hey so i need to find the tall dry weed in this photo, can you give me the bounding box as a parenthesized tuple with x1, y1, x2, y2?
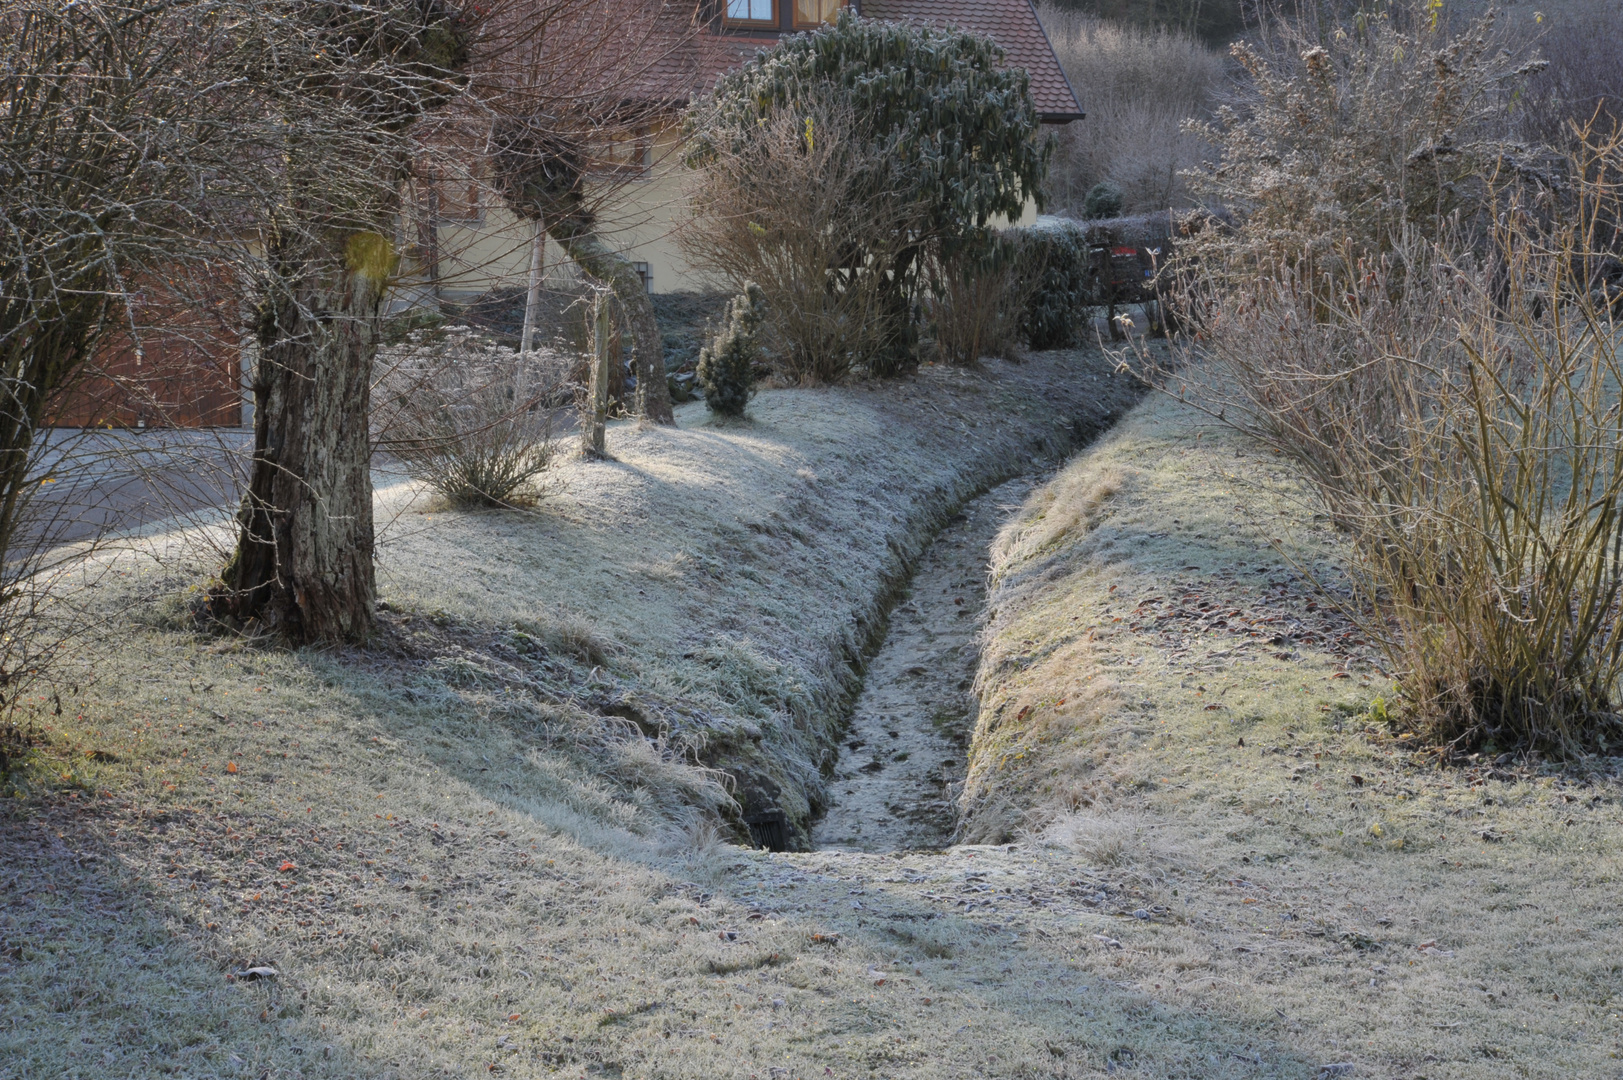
(1133, 133, 1623, 755)
(1037, 5, 1225, 214)
(925, 234, 1035, 365)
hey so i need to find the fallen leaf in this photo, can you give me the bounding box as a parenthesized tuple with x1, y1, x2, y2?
(279, 861, 296, 872)
(226, 762, 238, 774)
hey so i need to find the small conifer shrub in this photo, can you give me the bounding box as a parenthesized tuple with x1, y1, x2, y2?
(1082, 180, 1124, 220)
(696, 283, 767, 417)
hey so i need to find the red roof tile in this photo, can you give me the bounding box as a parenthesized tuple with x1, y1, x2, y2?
(862, 0, 1082, 121)
(630, 1, 1082, 122)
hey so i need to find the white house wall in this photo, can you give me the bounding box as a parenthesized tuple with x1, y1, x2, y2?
(412, 120, 1042, 305)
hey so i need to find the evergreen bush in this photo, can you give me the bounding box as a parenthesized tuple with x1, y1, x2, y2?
(1082, 180, 1124, 219)
(696, 284, 767, 418)
(1017, 221, 1091, 349)
(685, 11, 1050, 377)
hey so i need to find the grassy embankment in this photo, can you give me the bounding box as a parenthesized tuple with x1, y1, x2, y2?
(10, 362, 1617, 1079)
(1, 352, 1147, 1079)
(961, 391, 1623, 1075)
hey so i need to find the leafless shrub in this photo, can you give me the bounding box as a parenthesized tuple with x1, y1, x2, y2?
(677, 98, 911, 385)
(468, 0, 712, 426)
(1036, 5, 1225, 214)
(1131, 130, 1623, 756)
(0, 0, 269, 747)
(374, 328, 575, 509)
(925, 235, 1036, 365)
(1183, 6, 1545, 277)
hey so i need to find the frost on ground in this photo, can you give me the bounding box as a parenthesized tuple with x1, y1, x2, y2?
(9, 366, 1616, 1080)
(1, 351, 1173, 1080)
(357, 354, 1135, 849)
(961, 391, 1623, 1077)
(814, 475, 1040, 853)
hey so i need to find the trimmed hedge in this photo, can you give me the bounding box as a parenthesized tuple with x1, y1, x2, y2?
(1017, 220, 1091, 350)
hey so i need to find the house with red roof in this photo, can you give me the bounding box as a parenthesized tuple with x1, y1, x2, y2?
(69, 0, 1079, 428)
(425, 0, 1082, 302)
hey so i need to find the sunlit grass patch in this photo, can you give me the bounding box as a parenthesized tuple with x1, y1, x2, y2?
(962, 390, 1623, 1077)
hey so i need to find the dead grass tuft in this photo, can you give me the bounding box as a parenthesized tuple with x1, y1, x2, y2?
(511, 612, 615, 668)
(995, 464, 1131, 562)
(1036, 809, 1192, 875)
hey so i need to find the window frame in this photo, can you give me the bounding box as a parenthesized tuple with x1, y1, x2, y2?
(722, 0, 777, 29)
(587, 126, 656, 181)
(791, 0, 843, 29)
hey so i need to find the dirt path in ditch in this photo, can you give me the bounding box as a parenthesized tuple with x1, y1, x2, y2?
(812, 475, 1040, 852)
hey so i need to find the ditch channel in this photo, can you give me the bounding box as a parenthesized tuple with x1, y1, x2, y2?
(812, 475, 1040, 852)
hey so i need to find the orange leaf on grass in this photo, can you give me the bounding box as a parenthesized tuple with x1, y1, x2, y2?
(226, 762, 238, 774)
(280, 861, 296, 872)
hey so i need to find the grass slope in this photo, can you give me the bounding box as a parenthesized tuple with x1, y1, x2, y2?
(2, 352, 1162, 1080)
(962, 391, 1623, 1077)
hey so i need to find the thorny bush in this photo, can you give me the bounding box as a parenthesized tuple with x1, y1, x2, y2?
(1183, 6, 1548, 280)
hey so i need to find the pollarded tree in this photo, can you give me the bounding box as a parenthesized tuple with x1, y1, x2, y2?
(488, 116, 674, 424)
(478, 0, 695, 425)
(687, 10, 1050, 374)
(215, 0, 474, 643)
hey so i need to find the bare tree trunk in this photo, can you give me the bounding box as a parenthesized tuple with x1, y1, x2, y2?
(218, 232, 386, 643)
(583, 293, 610, 457)
(549, 217, 673, 425)
(519, 218, 544, 355)
(421, 186, 442, 305)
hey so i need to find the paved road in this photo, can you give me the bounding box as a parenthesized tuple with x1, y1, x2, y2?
(24, 428, 254, 553)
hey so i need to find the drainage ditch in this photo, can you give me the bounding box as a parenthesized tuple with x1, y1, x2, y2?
(811, 475, 1039, 852)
